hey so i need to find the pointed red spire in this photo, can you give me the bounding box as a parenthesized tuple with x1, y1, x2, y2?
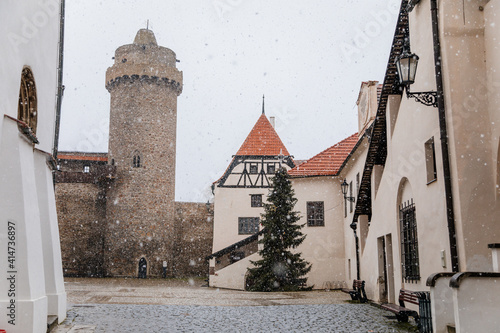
(235, 114, 291, 156)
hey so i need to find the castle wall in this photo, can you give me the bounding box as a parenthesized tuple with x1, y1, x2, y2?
(55, 183, 106, 277)
(173, 202, 214, 277)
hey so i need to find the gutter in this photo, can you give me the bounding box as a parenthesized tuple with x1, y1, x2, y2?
(429, 0, 459, 272)
(53, 0, 65, 163)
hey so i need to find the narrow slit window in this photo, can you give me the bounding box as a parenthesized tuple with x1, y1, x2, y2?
(425, 137, 437, 184)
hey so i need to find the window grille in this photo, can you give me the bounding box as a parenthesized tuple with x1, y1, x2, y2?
(132, 151, 141, 168)
(307, 201, 324, 226)
(250, 194, 262, 207)
(238, 217, 259, 234)
(400, 200, 420, 282)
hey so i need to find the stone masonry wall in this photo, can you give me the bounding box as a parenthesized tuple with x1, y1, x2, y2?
(56, 182, 106, 277)
(173, 202, 214, 277)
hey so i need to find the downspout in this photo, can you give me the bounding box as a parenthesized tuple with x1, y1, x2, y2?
(430, 0, 459, 272)
(53, 0, 65, 175)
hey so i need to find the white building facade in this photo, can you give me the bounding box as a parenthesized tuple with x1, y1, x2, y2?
(0, 1, 67, 332)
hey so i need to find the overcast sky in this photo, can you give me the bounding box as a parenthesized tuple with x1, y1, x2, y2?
(58, 0, 400, 202)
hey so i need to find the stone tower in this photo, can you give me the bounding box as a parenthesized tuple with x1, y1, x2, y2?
(104, 29, 182, 277)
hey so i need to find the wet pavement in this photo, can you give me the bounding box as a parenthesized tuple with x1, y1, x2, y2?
(55, 278, 418, 333)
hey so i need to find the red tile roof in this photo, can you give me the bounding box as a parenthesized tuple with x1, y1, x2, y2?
(58, 152, 108, 162)
(288, 133, 359, 177)
(235, 114, 291, 156)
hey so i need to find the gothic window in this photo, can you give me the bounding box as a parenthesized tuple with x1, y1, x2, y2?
(307, 201, 324, 227)
(18, 67, 38, 136)
(250, 194, 262, 207)
(238, 217, 259, 234)
(400, 200, 420, 282)
(132, 151, 141, 168)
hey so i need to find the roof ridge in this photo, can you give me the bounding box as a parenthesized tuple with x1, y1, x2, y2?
(288, 133, 358, 177)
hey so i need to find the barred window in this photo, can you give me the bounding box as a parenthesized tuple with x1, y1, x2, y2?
(250, 194, 262, 207)
(400, 200, 420, 282)
(132, 150, 141, 168)
(307, 201, 324, 226)
(238, 217, 259, 234)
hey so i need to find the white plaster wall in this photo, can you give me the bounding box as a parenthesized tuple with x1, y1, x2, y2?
(453, 277, 500, 332)
(210, 253, 260, 290)
(439, 0, 500, 271)
(429, 276, 455, 333)
(0, 1, 64, 331)
(292, 177, 346, 289)
(212, 186, 267, 253)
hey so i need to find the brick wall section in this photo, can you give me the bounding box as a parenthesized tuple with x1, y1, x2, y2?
(173, 202, 214, 277)
(56, 182, 106, 276)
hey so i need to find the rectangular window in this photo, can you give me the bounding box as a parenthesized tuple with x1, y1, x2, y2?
(349, 181, 354, 213)
(307, 201, 324, 226)
(425, 137, 437, 184)
(400, 200, 420, 282)
(356, 173, 360, 195)
(249, 163, 258, 174)
(238, 217, 260, 234)
(83, 165, 90, 173)
(267, 163, 276, 174)
(250, 194, 263, 207)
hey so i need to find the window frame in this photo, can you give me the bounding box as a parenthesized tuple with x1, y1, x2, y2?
(400, 200, 420, 282)
(238, 217, 260, 235)
(249, 163, 258, 174)
(250, 194, 263, 207)
(307, 201, 325, 227)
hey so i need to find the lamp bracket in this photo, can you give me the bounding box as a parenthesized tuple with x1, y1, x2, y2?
(345, 197, 355, 203)
(406, 90, 438, 108)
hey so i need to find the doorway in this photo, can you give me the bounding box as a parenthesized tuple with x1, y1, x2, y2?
(138, 257, 147, 279)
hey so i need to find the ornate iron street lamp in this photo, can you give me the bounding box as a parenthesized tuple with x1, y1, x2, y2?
(341, 179, 355, 203)
(395, 38, 438, 108)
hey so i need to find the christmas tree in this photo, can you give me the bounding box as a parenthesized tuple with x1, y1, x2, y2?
(246, 167, 312, 291)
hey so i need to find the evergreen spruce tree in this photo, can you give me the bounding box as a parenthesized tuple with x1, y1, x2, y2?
(246, 167, 312, 291)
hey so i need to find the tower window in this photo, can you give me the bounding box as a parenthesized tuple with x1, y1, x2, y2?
(83, 165, 90, 173)
(132, 151, 142, 168)
(18, 67, 38, 137)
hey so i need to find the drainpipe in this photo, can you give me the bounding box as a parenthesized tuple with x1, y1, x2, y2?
(350, 222, 361, 280)
(430, 0, 459, 272)
(53, 0, 65, 167)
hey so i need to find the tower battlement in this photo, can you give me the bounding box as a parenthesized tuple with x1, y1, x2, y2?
(105, 29, 182, 95)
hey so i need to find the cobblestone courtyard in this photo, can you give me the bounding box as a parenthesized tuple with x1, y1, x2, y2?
(55, 278, 418, 333)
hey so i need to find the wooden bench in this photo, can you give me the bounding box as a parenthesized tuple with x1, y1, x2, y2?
(342, 280, 367, 302)
(381, 289, 420, 323)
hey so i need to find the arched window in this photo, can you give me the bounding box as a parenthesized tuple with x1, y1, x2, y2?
(397, 178, 420, 282)
(132, 150, 141, 168)
(18, 67, 38, 134)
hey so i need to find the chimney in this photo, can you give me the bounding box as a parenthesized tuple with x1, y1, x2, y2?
(270, 116, 275, 129)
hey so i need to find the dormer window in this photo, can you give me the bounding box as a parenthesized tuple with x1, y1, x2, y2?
(132, 150, 141, 168)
